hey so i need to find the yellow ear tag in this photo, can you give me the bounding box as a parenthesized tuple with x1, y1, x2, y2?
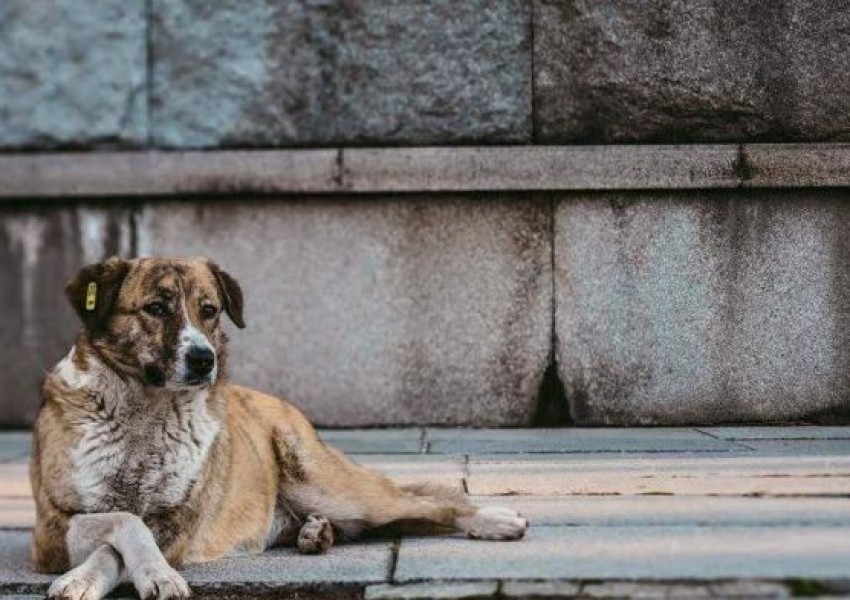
(85, 282, 97, 311)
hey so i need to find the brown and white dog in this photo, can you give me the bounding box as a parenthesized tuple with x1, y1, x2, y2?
(30, 257, 528, 600)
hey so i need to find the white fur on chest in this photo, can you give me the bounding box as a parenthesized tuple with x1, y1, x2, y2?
(56, 348, 220, 514)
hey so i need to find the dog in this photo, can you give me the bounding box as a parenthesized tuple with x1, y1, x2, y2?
(30, 257, 529, 600)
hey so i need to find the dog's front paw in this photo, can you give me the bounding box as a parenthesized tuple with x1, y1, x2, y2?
(48, 567, 110, 600)
(297, 513, 334, 554)
(457, 506, 529, 541)
(131, 561, 191, 600)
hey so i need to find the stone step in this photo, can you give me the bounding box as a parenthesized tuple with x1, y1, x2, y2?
(393, 525, 850, 582)
(467, 454, 850, 496)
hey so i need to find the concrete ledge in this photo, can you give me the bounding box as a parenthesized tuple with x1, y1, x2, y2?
(342, 145, 739, 192)
(744, 144, 850, 188)
(2, 144, 849, 199)
(0, 150, 339, 198)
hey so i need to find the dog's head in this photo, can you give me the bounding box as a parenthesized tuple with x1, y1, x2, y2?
(65, 257, 245, 390)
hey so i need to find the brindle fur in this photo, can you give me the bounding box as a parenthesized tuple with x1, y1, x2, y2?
(32, 257, 528, 600)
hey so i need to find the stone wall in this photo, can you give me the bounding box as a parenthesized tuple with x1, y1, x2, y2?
(3, 164, 850, 427)
(3, 0, 850, 149)
(2, 1, 850, 427)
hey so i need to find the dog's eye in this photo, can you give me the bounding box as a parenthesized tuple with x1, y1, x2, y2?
(200, 305, 218, 319)
(143, 302, 168, 317)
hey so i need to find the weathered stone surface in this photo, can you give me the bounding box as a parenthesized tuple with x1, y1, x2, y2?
(0, 531, 52, 588)
(468, 496, 850, 527)
(138, 197, 551, 426)
(0, 530, 391, 592)
(366, 582, 498, 600)
(555, 192, 850, 425)
(745, 144, 850, 188)
(151, 0, 530, 147)
(343, 145, 739, 192)
(0, 433, 29, 464)
(466, 454, 850, 496)
(0, 498, 35, 529)
(0, 205, 136, 427)
(701, 426, 850, 440)
(0, 465, 30, 498)
(738, 440, 850, 456)
(534, 0, 850, 143)
(394, 526, 850, 581)
(500, 580, 581, 598)
(0, 0, 146, 148)
(706, 581, 791, 598)
(0, 150, 340, 198)
(183, 543, 392, 586)
(424, 428, 735, 454)
(351, 455, 465, 491)
(580, 582, 684, 599)
(319, 429, 424, 454)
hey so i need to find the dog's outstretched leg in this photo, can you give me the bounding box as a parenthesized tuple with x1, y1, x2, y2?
(377, 482, 529, 541)
(49, 512, 190, 600)
(297, 513, 334, 554)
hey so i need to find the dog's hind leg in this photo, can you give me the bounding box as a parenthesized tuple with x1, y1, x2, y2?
(358, 473, 528, 541)
(297, 513, 334, 554)
(385, 482, 529, 541)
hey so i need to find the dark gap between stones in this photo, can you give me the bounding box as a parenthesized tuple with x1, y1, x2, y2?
(532, 358, 573, 427)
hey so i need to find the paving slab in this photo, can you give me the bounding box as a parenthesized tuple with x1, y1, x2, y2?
(320, 429, 425, 454)
(501, 580, 582, 598)
(705, 581, 792, 599)
(0, 434, 29, 464)
(0, 498, 34, 529)
(701, 427, 850, 440)
(469, 496, 850, 527)
(580, 582, 703, 599)
(0, 529, 391, 593)
(0, 531, 52, 589)
(366, 582, 498, 599)
(354, 455, 466, 491)
(424, 428, 738, 454)
(183, 541, 392, 587)
(0, 465, 29, 498)
(467, 454, 850, 496)
(394, 525, 850, 582)
(737, 439, 850, 455)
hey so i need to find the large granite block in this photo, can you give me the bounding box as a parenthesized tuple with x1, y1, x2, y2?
(0, 0, 147, 148)
(151, 0, 530, 147)
(534, 0, 850, 143)
(0, 205, 136, 427)
(138, 197, 551, 426)
(555, 192, 850, 424)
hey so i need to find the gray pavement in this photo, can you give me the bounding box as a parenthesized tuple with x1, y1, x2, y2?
(2, 427, 850, 599)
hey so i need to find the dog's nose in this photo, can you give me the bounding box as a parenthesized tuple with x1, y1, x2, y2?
(186, 346, 215, 376)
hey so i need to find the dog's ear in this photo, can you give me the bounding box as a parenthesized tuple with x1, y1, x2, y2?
(65, 257, 130, 332)
(209, 262, 245, 329)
